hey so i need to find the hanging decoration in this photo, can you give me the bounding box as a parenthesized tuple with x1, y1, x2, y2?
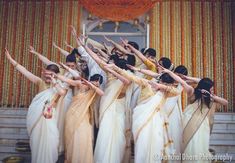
(79, 0, 159, 21)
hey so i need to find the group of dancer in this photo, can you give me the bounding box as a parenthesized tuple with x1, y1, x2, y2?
(5, 26, 228, 163)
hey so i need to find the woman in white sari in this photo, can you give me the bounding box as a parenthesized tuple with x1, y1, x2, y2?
(29, 46, 80, 154)
(182, 78, 228, 163)
(108, 62, 179, 163)
(84, 53, 131, 163)
(159, 65, 194, 157)
(94, 71, 130, 163)
(129, 60, 193, 158)
(76, 38, 133, 163)
(5, 49, 66, 163)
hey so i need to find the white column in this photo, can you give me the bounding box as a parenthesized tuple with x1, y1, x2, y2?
(82, 23, 86, 36)
(146, 23, 150, 48)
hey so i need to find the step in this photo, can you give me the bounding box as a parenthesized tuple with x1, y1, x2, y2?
(213, 120, 235, 125)
(0, 127, 27, 135)
(0, 114, 26, 119)
(212, 129, 235, 134)
(213, 122, 235, 130)
(0, 109, 27, 116)
(0, 123, 26, 128)
(214, 113, 235, 121)
(0, 153, 31, 162)
(210, 140, 235, 146)
(215, 153, 235, 162)
(210, 145, 235, 154)
(210, 133, 235, 141)
(0, 117, 26, 125)
(0, 145, 30, 154)
(210, 129, 235, 141)
(0, 139, 29, 147)
(0, 133, 29, 140)
(210, 140, 235, 153)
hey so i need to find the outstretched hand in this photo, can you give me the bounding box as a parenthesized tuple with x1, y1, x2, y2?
(52, 42, 57, 48)
(5, 48, 11, 60)
(120, 37, 128, 45)
(80, 34, 88, 41)
(78, 36, 86, 46)
(157, 63, 171, 74)
(102, 41, 108, 50)
(120, 40, 132, 51)
(120, 37, 129, 49)
(70, 25, 77, 37)
(5, 48, 17, 66)
(28, 46, 36, 54)
(200, 89, 212, 98)
(79, 77, 93, 87)
(103, 35, 112, 43)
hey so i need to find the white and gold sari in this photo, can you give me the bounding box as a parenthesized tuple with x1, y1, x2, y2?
(161, 84, 183, 156)
(133, 84, 180, 163)
(94, 75, 126, 163)
(26, 87, 59, 163)
(64, 89, 96, 163)
(182, 100, 216, 163)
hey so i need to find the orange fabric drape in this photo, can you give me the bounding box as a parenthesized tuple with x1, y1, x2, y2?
(79, 0, 159, 21)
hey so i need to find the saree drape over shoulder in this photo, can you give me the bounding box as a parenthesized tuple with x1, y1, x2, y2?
(182, 100, 216, 163)
(132, 83, 180, 163)
(94, 74, 127, 163)
(26, 87, 59, 163)
(161, 84, 183, 156)
(64, 89, 96, 163)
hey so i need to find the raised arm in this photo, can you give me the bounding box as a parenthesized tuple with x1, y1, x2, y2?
(200, 89, 228, 106)
(81, 78, 104, 96)
(101, 41, 112, 56)
(104, 66, 130, 85)
(211, 95, 228, 106)
(181, 75, 201, 84)
(162, 67, 194, 96)
(70, 28, 103, 65)
(59, 62, 80, 78)
(53, 42, 70, 57)
(5, 49, 42, 84)
(83, 44, 107, 68)
(104, 36, 129, 55)
(29, 46, 57, 66)
(127, 64, 159, 78)
(148, 81, 180, 97)
(107, 64, 148, 87)
(95, 47, 110, 60)
(64, 41, 74, 50)
(55, 73, 82, 87)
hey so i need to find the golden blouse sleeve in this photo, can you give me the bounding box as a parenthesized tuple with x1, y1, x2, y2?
(143, 59, 156, 72)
